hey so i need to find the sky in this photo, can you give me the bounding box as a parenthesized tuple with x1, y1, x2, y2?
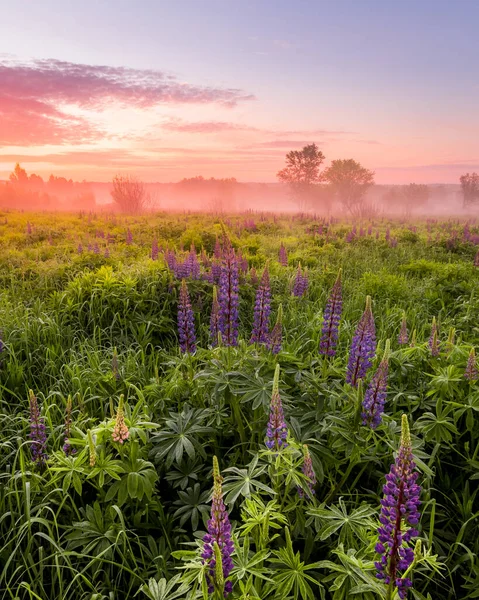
(0, 0, 478, 184)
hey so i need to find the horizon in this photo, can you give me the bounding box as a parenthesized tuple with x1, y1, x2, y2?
(1, 0, 479, 185)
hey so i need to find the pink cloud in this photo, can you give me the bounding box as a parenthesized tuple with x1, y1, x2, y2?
(161, 119, 260, 133)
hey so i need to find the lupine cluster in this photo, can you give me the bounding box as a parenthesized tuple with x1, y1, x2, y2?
(218, 239, 239, 347)
(375, 415, 421, 599)
(268, 304, 283, 355)
(250, 266, 271, 345)
(346, 296, 376, 387)
(465, 347, 478, 381)
(201, 456, 234, 596)
(29, 390, 48, 466)
(151, 238, 159, 260)
(62, 395, 76, 456)
(362, 341, 390, 429)
(265, 365, 288, 450)
(429, 317, 439, 357)
(278, 242, 288, 266)
(292, 263, 308, 297)
(319, 270, 343, 357)
(177, 280, 197, 353)
(298, 445, 316, 498)
(112, 395, 129, 444)
(209, 286, 221, 347)
(126, 228, 133, 244)
(398, 313, 409, 345)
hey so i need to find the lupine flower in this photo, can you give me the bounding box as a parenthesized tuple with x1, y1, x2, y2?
(398, 313, 408, 345)
(26, 222, 32, 235)
(87, 429, 96, 467)
(210, 286, 221, 347)
(346, 296, 376, 387)
(218, 239, 239, 347)
(279, 243, 288, 266)
(151, 238, 159, 260)
(292, 263, 308, 297)
(187, 244, 201, 279)
(269, 304, 283, 355)
(298, 445, 316, 498)
(126, 228, 133, 244)
(93, 243, 99, 254)
(319, 269, 343, 357)
(63, 395, 76, 456)
(265, 365, 288, 450)
(112, 347, 120, 380)
(465, 347, 478, 381)
(104, 246, 110, 258)
(375, 415, 421, 599)
(177, 280, 197, 353)
(249, 267, 258, 286)
(77, 243, 83, 254)
(29, 390, 48, 466)
(429, 317, 439, 357)
(211, 238, 222, 283)
(201, 456, 234, 596)
(362, 340, 390, 429)
(165, 249, 177, 272)
(112, 394, 129, 444)
(250, 266, 271, 345)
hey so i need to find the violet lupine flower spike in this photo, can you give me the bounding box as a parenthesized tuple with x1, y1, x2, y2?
(269, 304, 283, 355)
(201, 456, 234, 597)
(218, 239, 239, 347)
(279, 242, 288, 266)
(210, 286, 221, 347)
(265, 365, 288, 450)
(292, 263, 306, 297)
(29, 390, 48, 467)
(428, 317, 439, 357)
(250, 265, 271, 345)
(298, 445, 316, 498)
(346, 296, 376, 387)
(465, 347, 478, 382)
(375, 415, 421, 599)
(362, 340, 391, 429)
(319, 269, 343, 357)
(177, 280, 197, 354)
(63, 395, 76, 456)
(398, 313, 408, 345)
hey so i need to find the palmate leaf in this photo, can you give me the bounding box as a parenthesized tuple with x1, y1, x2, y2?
(139, 573, 190, 600)
(173, 483, 210, 531)
(223, 454, 275, 506)
(415, 399, 458, 443)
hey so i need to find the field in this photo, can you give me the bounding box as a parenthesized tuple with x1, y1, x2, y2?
(0, 210, 478, 600)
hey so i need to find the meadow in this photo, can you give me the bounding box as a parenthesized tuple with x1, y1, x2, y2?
(0, 210, 478, 600)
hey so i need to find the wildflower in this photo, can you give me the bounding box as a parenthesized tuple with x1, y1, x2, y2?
(265, 365, 288, 450)
(269, 304, 283, 355)
(151, 238, 159, 260)
(218, 239, 239, 347)
(187, 244, 201, 279)
(104, 246, 110, 258)
(93, 243, 99, 254)
(375, 415, 421, 599)
(112, 394, 129, 444)
(428, 317, 439, 357)
(29, 390, 48, 466)
(362, 340, 390, 429)
(298, 445, 316, 498)
(201, 456, 234, 596)
(177, 280, 197, 353)
(398, 313, 408, 345)
(249, 267, 258, 285)
(211, 237, 222, 283)
(87, 429, 96, 467)
(319, 269, 343, 357)
(292, 263, 308, 297)
(250, 266, 271, 345)
(465, 347, 478, 382)
(63, 395, 76, 456)
(279, 243, 288, 266)
(77, 243, 83, 254)
(209, 286, 221, 347)
(126, 228, 133, 244)
(346, 296, 376, 387)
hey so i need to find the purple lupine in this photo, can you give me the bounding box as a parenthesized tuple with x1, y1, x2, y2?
(104, 246, 110, 258)
(29, 390, 48, 466)
(187, 245, 201, 279)
(279, 243, 288, 266)
(298, 445, 316, 498)
(249, 267, 258, 286)
(465, 347, 478, 382)
(63, 395, 76, 456)
(151, 238, 159, 260)
(346, 296, 376, 387)
(398, 313, 408, 345)
(200, 248, 210, 268)
(211, 238, 222, 283)
(126, 228, 133, 245)
(319, 269, 343, 357)
(268, 304, 283, 355)
(218, 239, 239, 347)
(210, 286, 221, 347)
(265, 365, 288, 450)
(201, 456, 234, 596)
(375, 415, 421, 599)
(292, 264, 308, 297)
(77, 243, 83, 254)
(250, 266, 271, 345)
(93, 243, 99, 254)
(428, 317, 439, 357)
(362, 340, 391, 429)
(177, 280, 197, 353)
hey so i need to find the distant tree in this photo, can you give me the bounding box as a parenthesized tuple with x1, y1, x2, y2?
(460, 172, 479, 207)
(9, 163, 29, 184)
(323, 159, 375, 216)
(401, 183, 429, 217)
(277, 143, 326, 210)
(111, 174, 148, 214)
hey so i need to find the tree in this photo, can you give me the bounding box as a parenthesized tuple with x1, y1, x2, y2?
(9, 163, 29, 184)
(111, 174, 148, 214)
(277, 143, 326, 210)
(323, 159, 375, 216)
(401, 183, 429, 217)
(460, 172, 479, 207)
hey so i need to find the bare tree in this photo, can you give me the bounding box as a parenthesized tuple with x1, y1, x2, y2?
(111, 175, 148, 213)
(323, 159, 375, 216)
